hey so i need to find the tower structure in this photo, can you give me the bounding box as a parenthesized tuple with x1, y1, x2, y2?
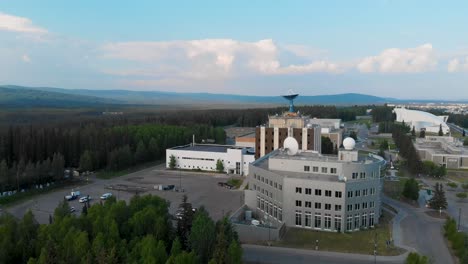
(282, 93, 299, 113)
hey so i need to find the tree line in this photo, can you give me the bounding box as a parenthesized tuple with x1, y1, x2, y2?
(0, 123, 225, 192)
(0, 194, 242, 264)
(392, 122, 422, 174)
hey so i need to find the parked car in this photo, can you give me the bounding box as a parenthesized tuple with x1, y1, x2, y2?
(64, 191, 81, 201)
(218, 182, 234, 189)
(100, 193, 113, 200)
(70, 207, 76, 213)
(79, 196, 91, 203)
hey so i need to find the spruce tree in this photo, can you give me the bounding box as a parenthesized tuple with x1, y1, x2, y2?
(429, 182, 448, 210)
(411, 126, 416, 137)
(438, 124, 444, 136)
(169, 155, 176, 169)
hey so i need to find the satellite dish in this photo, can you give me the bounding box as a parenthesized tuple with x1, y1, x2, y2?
(283, 137, 299, 156)
(343, 137, 356, 150)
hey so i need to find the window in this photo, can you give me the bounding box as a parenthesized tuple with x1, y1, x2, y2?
(355, 190, 361, 197)
(315, 189, 322, 196)
(370, 188, 375, 195)
(360, 172, 366, 179)
(279, 184, 282, 190)
(370, 201, 375, 208)
(278, 209, 283, 222)
(269, 203, 273, 215)
(325, 190, 332, 197)
(335, 215, 342, 232)
(260, 199, 264, 210)
(354, 214, 360, 230)
(347, 204, 353, 211)
(304, 165, 310, 172)
(335, 204, 342, 211)
(314, 213, 322, 228)
(313, 166, 319, 172)
(253, 184, 256, 191)
(296, 200, 302, 207)
(321, 167, 328, 173)
(261, 176, 264, 182)
(354, 204, 360, 210)
(254, 174, 257, 180)
(274, 206, 278, 218)
(315, 202, 321, 209)
(296, 187, 302, 194)
(369, 212, 375, 227)
(335, 191, 342, 198)
(295, 211, 302, 226)
(305, 201, 312, 208)
(274, 182, 277, 188)
(362, 202, 368, 209)
(305, 188, 312, 195)
(347, 191, 353, 198)
(325, 203, 331, 210)
(346, 216, 353, 231)
(352, 172, 358, 179)
(257, 196, 260, 208)
(361, 213, 367, 228)
(331, 168, 337, 174)
(363, 189, 368, 196)
(324, 214, 331, 229)
(305, 212, 312, 228)
(269, 180, 273, 186)
(265, 190, 268, 196)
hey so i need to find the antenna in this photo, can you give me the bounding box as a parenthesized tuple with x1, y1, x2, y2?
(281, 91, 299, 113)
(283, 137, 299, 156)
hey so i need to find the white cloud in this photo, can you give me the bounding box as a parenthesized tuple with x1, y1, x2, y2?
(357, 43, 436, 73)
(447, 57, 468, 72)
(21, 54, 31, 63)
(282, 44, 327, 59)
(101, 38, 343, 84)
(0, 12, 47, 34)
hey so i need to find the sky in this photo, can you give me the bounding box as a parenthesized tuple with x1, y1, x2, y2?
(1, 0, 468, 100)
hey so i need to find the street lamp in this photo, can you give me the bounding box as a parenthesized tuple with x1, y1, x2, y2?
(315, 239, 319, 250)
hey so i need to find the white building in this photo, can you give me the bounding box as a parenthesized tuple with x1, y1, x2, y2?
(393, 108, 450, 134)
(415, 136, 468, 169)
(166, 144, 255, 176)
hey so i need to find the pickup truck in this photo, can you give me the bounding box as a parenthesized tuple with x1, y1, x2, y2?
(65, 191, 81, 201)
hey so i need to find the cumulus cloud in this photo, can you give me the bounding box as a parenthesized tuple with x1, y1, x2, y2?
(282, 44, 327, 59)
(0, 12, 47, 34)
(101, 38, 343, 83)
(357, 43, 436, 73)
(447, 57, 468, 72)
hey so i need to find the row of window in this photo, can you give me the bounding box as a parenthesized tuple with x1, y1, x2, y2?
(294, 211, 375, 231)
(295, 200, 342, 211)
(303, 166, 337, 174)
(180, 157, 215, 161)
(296, 187, 342, 198)
(351, 171, 379, 179)
(257, 197, 283, 222)
(347, 188, 376, 198)
(346, 201, 375, 211)
(254, 174, 282, 190)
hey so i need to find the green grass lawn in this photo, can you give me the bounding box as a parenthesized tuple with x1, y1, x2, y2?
(274, 211, 404, 256)
(96, 161, 162, 179)
(383, 178, 408, 200)
(227, 177, 243, 189)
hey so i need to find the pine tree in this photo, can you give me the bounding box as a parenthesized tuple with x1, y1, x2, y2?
(79, 150, 93, 172)
(135, 140, 148, 164)
(438, 124, 444, 136)
(429, 182, 448, 210)
(463, 129, 466, 137)
(177, 195, 194, 249)
(169, 155, 176, 169)
(411, 126, 416, 137)
(402, 178, 419, 201)
(216, 159, 224, 173)
(419, 129, 426, 138)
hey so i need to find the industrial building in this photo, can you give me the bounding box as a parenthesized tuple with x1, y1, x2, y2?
(166, 144, 255, 175)
(415, 136, 468, 169)
(242, 137, 385, 233)
(393, 108, 450, 134)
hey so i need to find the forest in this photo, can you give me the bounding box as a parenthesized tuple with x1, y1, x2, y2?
(0, 194, 242, 264)
(0, 105, 369, 192)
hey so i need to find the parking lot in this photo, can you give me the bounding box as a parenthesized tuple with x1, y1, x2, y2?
(6, 165, 244, 224)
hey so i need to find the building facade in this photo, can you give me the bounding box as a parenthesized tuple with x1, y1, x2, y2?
(245, 138, 385, 232)
(415, 136, 468, 169)
(393, 108, 450, 134)
(166, 144, 255, 175)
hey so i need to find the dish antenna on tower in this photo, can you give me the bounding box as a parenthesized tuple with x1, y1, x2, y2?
(281, 90, 299, 113)
(283, 137, 299, 156)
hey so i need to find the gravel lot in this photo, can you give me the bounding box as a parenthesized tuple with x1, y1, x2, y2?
(6, 165, 244, 223)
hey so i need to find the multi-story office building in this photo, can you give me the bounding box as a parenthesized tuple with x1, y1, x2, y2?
(245, 137, 385, 232)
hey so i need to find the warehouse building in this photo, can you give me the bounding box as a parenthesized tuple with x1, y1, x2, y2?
(166, 144, 255, 176)
(415, 136, 468, 169)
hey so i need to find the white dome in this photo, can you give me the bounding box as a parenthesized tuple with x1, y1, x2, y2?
(283, 137, 299, 155)
(343, 137, 356, 150)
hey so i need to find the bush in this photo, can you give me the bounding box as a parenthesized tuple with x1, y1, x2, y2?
(447, 182, 458, 189)
(456, 192, 468, 199)
(444, 218, 468, 260)
(403, 178, 419, 201)
(463, 183, 468, 190)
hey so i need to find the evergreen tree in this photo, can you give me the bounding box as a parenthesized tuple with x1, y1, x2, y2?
(148, 137, 160, 160)
(134, 140, 148, 163)
(169, 155, 177, 170)
(177, 195, 194, 249)
(439, 124, 444, 136)
(0, 159, 9, 187)
(349, 131, 357, 140)
(411, 126, 416, 137)
(227, 240, 243, 264)
(419, 129, 426, 138)
(51, 153, 65, 181)
(429, 182, 448, 210)
(402, 178, 419, 201)
(189, 208, 216, 264)
(79, 150, 93, 172)
(321, 136, 334, 154)
(216, 159, 224, 173)
(463, 129, 466, 137)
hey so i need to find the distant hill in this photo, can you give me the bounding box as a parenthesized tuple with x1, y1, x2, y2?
(0, 86, 121, 108)
(0, 85, 394, 106)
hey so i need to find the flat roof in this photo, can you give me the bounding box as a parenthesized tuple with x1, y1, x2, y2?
(267, 149, 382, 164)
(170, 144, 243, 153)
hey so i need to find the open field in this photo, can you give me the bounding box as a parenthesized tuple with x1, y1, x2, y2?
(274, 211, 404, 256)
(4, 165, 243, 223)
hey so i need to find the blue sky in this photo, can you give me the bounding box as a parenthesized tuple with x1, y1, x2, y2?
(1, 0, 468, 99)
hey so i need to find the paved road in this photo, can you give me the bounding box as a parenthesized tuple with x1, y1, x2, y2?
(243, 244, 405, 264)
(383, 196, 454, 264)
(448, 123, 466, 134)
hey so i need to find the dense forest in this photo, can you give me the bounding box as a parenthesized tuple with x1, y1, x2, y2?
(0, 194, 242, 264)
